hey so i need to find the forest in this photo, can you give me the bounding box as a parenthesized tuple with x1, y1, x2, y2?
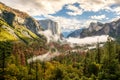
(0, 37, 120, 80)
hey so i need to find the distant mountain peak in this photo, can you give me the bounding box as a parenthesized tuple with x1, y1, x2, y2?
(80, 18, 120, 38)
(67, 18, 120, 39)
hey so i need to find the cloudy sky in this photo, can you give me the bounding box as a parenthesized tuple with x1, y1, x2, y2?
(0, 0, 120, 32)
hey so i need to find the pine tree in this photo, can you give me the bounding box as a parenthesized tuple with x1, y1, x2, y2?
(96, 41, 100, 64)
(0, 41, 12, 79)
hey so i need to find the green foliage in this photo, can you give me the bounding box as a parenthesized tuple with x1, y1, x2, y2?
(0, 19, 17, 41)
(0, 35, 120, 80)
(0, 41, 13, 79)
(0, 17, 46, 44)
(6, 64, 20, 77)
(0, 41, 13, 67)
(0, 27, 17, 41)
(51, 48, 56, 53)
(88, 63, 100, 76)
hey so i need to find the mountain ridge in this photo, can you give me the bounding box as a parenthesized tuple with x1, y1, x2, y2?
(0, 2, 46, 44)
(68, 18, 120, 39)
(80, 18, 120, 38)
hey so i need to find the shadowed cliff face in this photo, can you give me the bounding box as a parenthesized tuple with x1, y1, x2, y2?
(39, 19, 60, 35)
(25, 17, 41, 34)
(1, 10, 15, 27)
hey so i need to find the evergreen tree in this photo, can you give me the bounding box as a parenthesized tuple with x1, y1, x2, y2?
(0, 41, 12, 79)
(96, 41, 100, 64)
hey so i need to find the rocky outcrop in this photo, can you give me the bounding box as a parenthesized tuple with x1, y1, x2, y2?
(15, 16, 25, 24)
(24, 17, 41, 34)
(88, 22, 103, 32)
(66, 22, 104, 38)
(38, 19, 63, 42)
(39, 19, 59, 35)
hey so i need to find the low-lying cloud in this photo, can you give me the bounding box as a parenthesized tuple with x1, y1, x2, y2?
(66, 35, 112, 45)
(39, 30, 60, 43)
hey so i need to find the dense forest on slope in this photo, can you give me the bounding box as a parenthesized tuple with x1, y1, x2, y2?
(0, 2, 48, 79)
(0, 37, 120, 80)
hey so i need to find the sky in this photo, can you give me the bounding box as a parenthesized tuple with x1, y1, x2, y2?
(0, 0, 120, 32)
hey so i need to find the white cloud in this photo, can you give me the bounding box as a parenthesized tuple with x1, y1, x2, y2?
(45, 15, 100, 31)
(78, 0, 120, 12)
(39, 30, 60, 43)
(66, 4, 80, 11)
(45, 15, 82, 29)
(0, 0, 78, 16)
(90, 15, 106, 20)
(1, 0, 120, 16)
(67, 11, 82, 16)
(106, 17, 109, 20)
(1, 0, 120, 31)
(66, 4, 83, 16)
(66, 35, 109, 45)
(113, 6, 120, 15)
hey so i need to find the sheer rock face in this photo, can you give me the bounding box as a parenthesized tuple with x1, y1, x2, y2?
(88, 22, 103, 32)
(80, 19, 120, 38)
(24, 17, 41, 34)
(39, 19, 59, 35)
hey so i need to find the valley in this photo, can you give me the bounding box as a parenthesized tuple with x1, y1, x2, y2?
(0, 1, 120, 80)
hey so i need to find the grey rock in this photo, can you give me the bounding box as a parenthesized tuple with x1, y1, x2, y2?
(39, 19, 59, 35)
(24, 17, 41, 34)
(80, 19, 120, 38)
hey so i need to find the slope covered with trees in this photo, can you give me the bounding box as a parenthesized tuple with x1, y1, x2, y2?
(0, 2, 48, 79)
(0, 37, 120, 80)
